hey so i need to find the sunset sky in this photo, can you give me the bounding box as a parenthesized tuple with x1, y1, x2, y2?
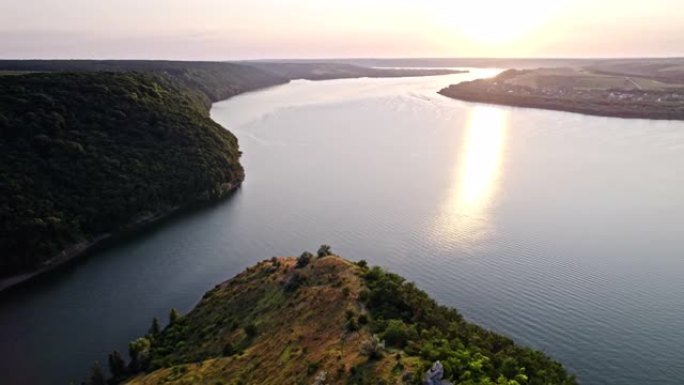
(1, 0, 681, 59)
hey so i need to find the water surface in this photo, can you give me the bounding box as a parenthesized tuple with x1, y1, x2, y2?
(1, 69, 683, 384)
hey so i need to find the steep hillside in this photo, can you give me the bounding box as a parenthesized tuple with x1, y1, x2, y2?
(0, 72, 254, 278)
(106, 253, 577, 385)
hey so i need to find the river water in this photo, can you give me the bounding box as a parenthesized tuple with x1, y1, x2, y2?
(1, 69, 683, 384)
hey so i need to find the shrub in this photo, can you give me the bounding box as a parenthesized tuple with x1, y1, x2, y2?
(345, 318, 359, 332)
(360, 335, 385, 360)
(169, 308, 181, 325)
(222, 343, 235, 356)
(381, 320, 409, 348)
(148, 317, 161, 336)
(284, 271, 305, 292)
(244, 323, 257, 338)
(296, 252, 313, 268)
(317, 244, 332, 258)
(88, 361, 106, 385)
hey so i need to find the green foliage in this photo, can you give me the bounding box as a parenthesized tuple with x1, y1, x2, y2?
(380, 319, 411, 348)
(345, 318, 360, 332)
(296, 252, 313, 269)
(361, 266, 577, 385)
(149, 317, 161, 336)
(88, 361, 106, 385)
(222, 343, 235, 357)
(169, 309, 182, 325)
(107, 350, 127, 380)
(0, 72, 254, 276)
(128, 337, 152, 373)
(317, 244, 332, 258)
(244, 323, 257, 338)
(283, 271, 306, 292)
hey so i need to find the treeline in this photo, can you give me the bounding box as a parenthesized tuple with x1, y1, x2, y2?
(0, 60, 288, 102)
(355, 264, 577, 385)
(0, 70, 275, 276)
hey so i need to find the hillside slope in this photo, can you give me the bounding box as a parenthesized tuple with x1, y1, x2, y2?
(111, 254, 577, 385)
(0, 71, 259, 278)
(0, 60, 289, 102)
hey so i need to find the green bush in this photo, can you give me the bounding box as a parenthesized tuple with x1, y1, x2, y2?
(296, 252, 313, 269)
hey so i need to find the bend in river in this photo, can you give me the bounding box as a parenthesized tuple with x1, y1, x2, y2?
(1, 69, 684, 385)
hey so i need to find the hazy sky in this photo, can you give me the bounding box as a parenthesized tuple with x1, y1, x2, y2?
(1, 0, 682, 59)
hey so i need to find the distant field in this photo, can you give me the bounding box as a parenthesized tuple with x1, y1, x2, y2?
(439, 65, 684, 120)
(0, 70, 34, 76)
(504, 67, 680, 91)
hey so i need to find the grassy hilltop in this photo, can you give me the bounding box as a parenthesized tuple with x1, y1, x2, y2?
(103, 253, 576, 385)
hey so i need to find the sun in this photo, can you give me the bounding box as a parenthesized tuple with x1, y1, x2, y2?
(438, 0, 566, 44)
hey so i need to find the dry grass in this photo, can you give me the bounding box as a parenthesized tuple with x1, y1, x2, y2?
(125, 256, 413, 385)
(505, 67, 677, 91)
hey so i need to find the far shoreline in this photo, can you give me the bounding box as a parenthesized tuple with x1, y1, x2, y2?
(438, 88, 684, 121)
(438, 67, 684, 121)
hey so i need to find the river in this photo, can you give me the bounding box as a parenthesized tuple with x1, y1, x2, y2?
(1, 69, 683, 384)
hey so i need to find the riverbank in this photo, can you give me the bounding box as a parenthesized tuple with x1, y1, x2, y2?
(0, 61, 468, 293)
(439, 67, 684, 120)
(0, 181, 242, 294)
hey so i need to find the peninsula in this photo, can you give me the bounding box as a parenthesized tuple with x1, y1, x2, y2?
(92, 252, 577, 385)
(439, 64, 684, 120)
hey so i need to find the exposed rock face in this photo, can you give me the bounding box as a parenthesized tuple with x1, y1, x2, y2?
(423, 361, 452, 385)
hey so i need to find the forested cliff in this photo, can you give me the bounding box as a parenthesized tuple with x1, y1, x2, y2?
(0, 65, 286, 277)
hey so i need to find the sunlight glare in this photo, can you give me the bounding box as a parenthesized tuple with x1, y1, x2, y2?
(438, 0, 568, 44)
(432, 106, 508, 248)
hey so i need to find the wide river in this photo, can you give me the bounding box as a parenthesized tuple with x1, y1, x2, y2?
(1, 70, 684, 385)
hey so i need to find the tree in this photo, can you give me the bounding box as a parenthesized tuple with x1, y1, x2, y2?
(148, 317, 161, 336)
(244, 323, 257, 338)
(317, 244, 332, 258)
(108, 350, 127, 379)
(128, 337, 151, 373)
(381, 319, 409, 348)
(88, 361, 106, 385)
(296, 251, 313, 268)
(169, 308, 181, 325)
(222, 342, 236, 356)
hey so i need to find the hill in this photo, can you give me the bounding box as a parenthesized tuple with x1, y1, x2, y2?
(100, 253, 577, 385)
(0, 69, 285, 282)
(242, 61, 465, 80)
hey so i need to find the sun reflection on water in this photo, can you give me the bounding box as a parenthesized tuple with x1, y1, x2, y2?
(434, 106, 509, 247)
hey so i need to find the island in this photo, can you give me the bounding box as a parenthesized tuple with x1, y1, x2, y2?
(439, 65, 684, 120)
(87, 251, 577, 385)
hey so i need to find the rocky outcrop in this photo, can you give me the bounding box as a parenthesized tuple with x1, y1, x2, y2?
(424, 361, 452, 385)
